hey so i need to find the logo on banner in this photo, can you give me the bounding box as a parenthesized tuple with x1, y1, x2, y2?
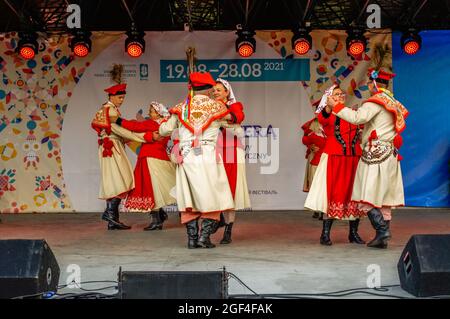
(94, 64, 137, 80)
(243, 125, 279, 175)
(140, 64, 149, 80)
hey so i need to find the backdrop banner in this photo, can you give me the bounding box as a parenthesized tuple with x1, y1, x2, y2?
(2, 30, 425, 213)
(393, 30, 450, 207)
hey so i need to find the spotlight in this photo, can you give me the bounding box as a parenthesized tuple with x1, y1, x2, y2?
(292, 28, 312, 55)
(401, 30, 422, 55)
(17, 32, 38, 60)
(346, 29, 367, 57)
(236, 29, 256, 58)
(125, 24, 145, 58)
(70, 30, 92, 58)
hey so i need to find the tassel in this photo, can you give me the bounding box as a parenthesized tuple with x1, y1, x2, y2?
(368, 130, 378, 149)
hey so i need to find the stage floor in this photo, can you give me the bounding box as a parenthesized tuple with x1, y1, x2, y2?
(1, 209, 449, 299)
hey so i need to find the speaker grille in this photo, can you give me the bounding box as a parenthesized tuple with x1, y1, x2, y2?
(118, 270, 228, 299)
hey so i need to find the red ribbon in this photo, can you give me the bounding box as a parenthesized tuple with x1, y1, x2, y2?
(100, 137, 114, 157)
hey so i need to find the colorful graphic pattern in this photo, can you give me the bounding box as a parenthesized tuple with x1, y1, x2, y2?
(256, 30, 392, 109)
(0, 31, 391, 213)
(0, 32, 117, 213)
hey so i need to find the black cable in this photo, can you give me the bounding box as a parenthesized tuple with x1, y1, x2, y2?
(11, 292, 53, 299)
(59, 281, 117, 292)
(258, 290, 407, 299)
(57, 280, 118, 289)
(228, 272, 409, 299)
(228, 272, 262, 298)
(54, 292, 117, 299)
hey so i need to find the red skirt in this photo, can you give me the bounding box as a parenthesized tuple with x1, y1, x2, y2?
(124, 158, 155, 211)
(326, 155, 365, 219)
(220, 145, 238, 199)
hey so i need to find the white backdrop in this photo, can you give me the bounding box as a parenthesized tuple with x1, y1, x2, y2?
(61, 31, 316, 212)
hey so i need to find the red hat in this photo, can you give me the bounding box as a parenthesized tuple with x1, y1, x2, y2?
(368, 68, 396, 83)
(189, 72, 216, 88)
(104, 83, 127, 95)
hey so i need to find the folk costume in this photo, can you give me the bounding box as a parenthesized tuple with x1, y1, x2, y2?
(91, 67, 148, 230)
(215, 78, 251, 244)
(116, 102, 176, 231)
(332, 65, 408, 249)
(301, 117, 326, 193)
(159, 72, 235, 249)
(304, 85, 366, 245)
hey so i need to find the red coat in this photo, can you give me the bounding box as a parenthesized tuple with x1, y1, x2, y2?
(217, 101, 245, 198)
(217, 102, 245, 149)
(228, 102, 245, 124)
(300, 118, 315, 159)
(302, 133, 326, 165)
(119, 118, 170, 161)
(318, 109, 362, 156)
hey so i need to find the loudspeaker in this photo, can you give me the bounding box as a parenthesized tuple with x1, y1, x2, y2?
(118, 268, 228, 299)
(398, 234, 450, 297)
(0, 239, 60, 299)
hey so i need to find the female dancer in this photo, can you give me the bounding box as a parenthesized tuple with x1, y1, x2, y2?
(213, 79, 251, 244)
(116, 102, 176, 230)
(305, 85, 365, 245)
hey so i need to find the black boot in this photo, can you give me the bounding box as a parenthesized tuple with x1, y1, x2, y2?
(159, 208, 168, 223)
(318, 213, 324, 220)
(312, 212, 320, 219)
(198, 219, 219, 248)
(220, 223, 234, 244)
(103, 198, 131, 230)
(144, 211, 163, 231)
(320, 219, 334, 246)
(210, 212, 226, 235)
(218, 213, 226, 228)
(348, 219, 365, 244)
(102, 199, 115, 222)
(367, 208, 391, 248)
(186, 219, 201, 249)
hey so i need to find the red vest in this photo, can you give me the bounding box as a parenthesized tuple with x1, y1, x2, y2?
(120, 119, 170, 161)
(302, 133, 327, 165)
(318, 111, 362, 156)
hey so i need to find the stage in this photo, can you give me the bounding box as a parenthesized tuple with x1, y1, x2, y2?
(1, 209, 449, 299)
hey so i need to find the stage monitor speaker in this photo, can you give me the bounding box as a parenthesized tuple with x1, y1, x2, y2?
(398, 234, 450, 297)
(118, 269, 228, 299)
(0, 239, 60, 299)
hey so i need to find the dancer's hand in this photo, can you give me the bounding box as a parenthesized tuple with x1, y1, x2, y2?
(326, 96, 339, 110)
(311, 144, 319, 152)
(224, 113, 232, 121)
(110, 115, 118, 123)
(152, 131, 161, 141)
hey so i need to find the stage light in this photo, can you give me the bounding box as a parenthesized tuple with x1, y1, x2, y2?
(346, 30, 367, 57)
(125, 24, 145, 58)
(236, 29, 255, 58)
(401, 30, 422, 55)
(17, 32, 38, 60)
(70, 30, 92, 58)
(292, 28, 312, 55)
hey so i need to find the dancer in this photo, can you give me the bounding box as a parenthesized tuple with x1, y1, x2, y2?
(214, 78, 251, 244)
(304, 85, 366, 245)
(115, 101, 176, 231)
(302, 117, 327, 219)
(91, 64, 149, 230)
(329, 55, 408, 248)
(159, 71, 235, 249)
